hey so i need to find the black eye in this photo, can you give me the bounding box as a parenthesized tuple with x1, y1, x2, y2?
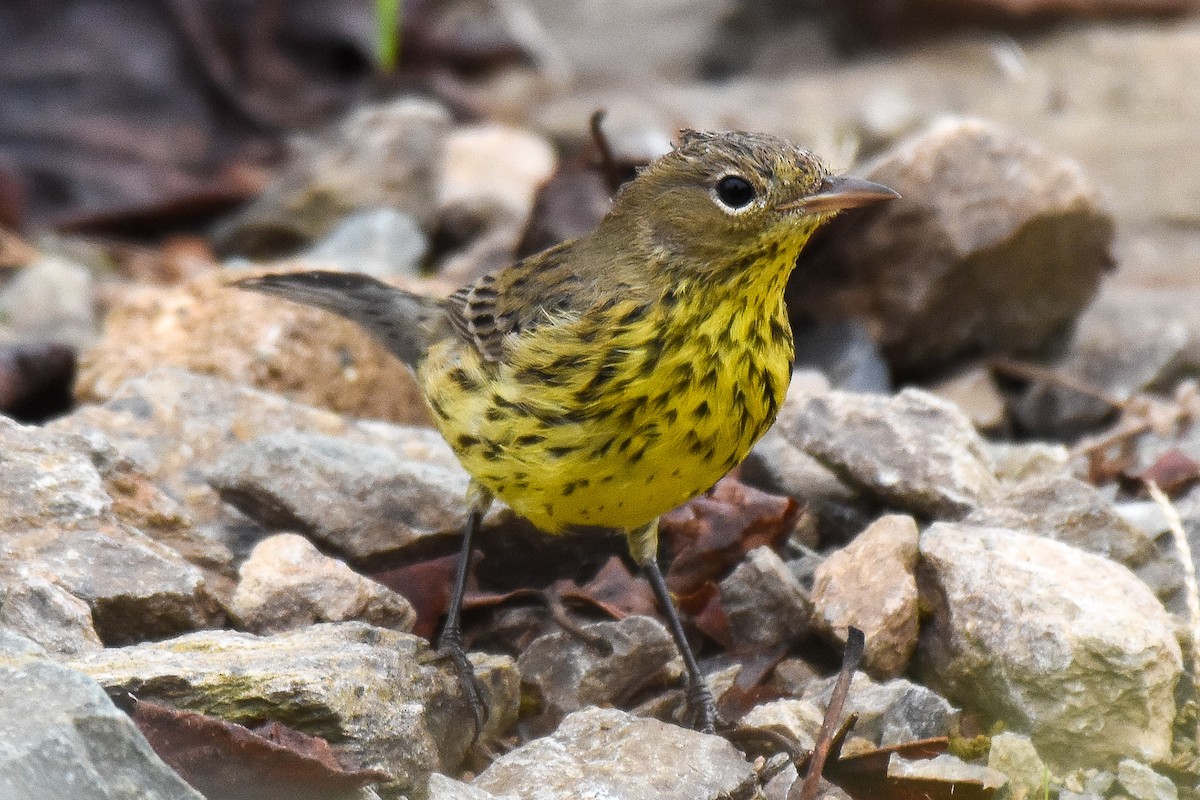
(715, 175, 756, 209)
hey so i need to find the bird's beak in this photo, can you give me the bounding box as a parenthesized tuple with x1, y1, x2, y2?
(777, 175, 900, 214)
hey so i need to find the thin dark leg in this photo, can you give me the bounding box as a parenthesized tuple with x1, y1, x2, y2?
(642, 557, 717, 733)
(437, 508, 488, 739)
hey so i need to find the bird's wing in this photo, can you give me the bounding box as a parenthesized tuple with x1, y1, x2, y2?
(445, 240, 595, 364)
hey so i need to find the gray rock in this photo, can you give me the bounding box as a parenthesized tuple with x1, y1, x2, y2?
(0, 416, 222, 644)
(987, 732, 1047, 800)
(50, 368, 459, 542)
(738, 698, 825, 750)
(301, 207, 428, 279)
(1116, 760, 1178, 800)
(792, 117, 1112, 377)
(472, 707, 757, 800)
(888, 754, 1007, 793)
(70, 622, 515, 799)
(0, 567, 102, 656)
(517, 615, 675, 728)
(927, 364, 1008, 432)
(802, 672, 959, 746)
(0, 630, 203, 800)
(986, 441, 1071, 483)
(231, 533, 416, 633)
(209, 430, 477, 561)
(784, 387, 998, 517)
(0, 255, 97, 349)
(965, 474, 1158, 568)
(918, 523, 1181, 767)
(1016, 285, 1200, 437)
(719, 546, 812, 651)
(810, 514, 920, 678)
(214, 97, 452, 257)
(427, 773, 506, 800)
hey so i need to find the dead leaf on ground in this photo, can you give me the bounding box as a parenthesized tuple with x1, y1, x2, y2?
(128, 698, 390, 800)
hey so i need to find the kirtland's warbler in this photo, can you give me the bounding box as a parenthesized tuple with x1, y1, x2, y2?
(235, 130, 898, 733)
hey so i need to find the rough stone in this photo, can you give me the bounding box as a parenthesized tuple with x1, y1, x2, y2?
(0, 415, 222, 644)
(300, 207, 429, 279)
(810, 514, 920, 678)
(719, 546, 812, 651)
(802, 672, 960, 746)
(987, 732, 1048, 800)
(0, 567, 102, 656)
(784, 387, 998, 517)
(231, 533, 416, 633)
(209, 430, 478, 561)
(53, 368, 457, 532)
(427, 773, 504, 800)
(0, 630, 204, 800)
(0, 255, 97, 349)
(918, 523, 1181, 767)
(987, 441, 1071, 483)
(71, 622, 515, 799)
(927, 363, 1008, 431)
(472, 707, 757, 800)
(213, 97, 452, 256)
(792, 117, 1113, 377)
(738, 698, 825, 750)
(74, 269, 434, 427)
(1116, 759, 1178, 800)
(517, 615, 675, 727)
(965, 474, 1158, 568)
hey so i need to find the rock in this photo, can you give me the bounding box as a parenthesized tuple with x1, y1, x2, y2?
(987, 732, 1048, 800)
(1015, 285, 1200, 437)
(918, 523, 1182, 767)
(517, 615, 675, 728)
(0, 630, 204, 800)
(987, 441, 1071, 483)
(718, 547, 812, 651)
(213, 97, 452, 257)
(927, 364, 1008, 432)
(231, 533, 416, 633)
(965, 474, 1158, 568)
(0, 415, 223, 644)
(209, 430, 478, 561)
(0, 567, 102, 656)
(784, 387, 998, 517)
(472, 707, 757, 800)
(810, 514, 920, 678)
(1116, 759, 1178, 800)
(0, 255, 97, 349)
(802, 672, 960, 746)
(738, 697, 825, 750)
(53, 368, 457, 533)
(300, 207, 428, 279)
(427, 773, 503, 800)
(888, 754, 1007, 794)
(71, 622, 516, 798)
(436, 124, 557, 285)
(0, 340, 77, 422)
(74, 269, 433, 427)
(796, 116, 1113, 378)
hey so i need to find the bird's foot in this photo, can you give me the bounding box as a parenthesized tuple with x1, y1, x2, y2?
(687, 680, 718, 735)
(437, 626, 489, 743)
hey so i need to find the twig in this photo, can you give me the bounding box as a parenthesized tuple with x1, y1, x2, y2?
(790, 627, 866, 800)
(989, 358, 1126, 410)
(1146, 480, 1200, 749)
(589, 110, 624, 194)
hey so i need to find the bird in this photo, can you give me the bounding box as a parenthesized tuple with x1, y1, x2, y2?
(234, 129, 898, 734)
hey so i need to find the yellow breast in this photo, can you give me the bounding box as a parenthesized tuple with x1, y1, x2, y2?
(418, 277, 794, 534)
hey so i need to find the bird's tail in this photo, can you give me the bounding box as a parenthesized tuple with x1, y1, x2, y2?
(232, 271, 443, 369)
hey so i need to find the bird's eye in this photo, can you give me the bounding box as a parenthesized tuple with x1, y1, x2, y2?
(715, 175, 756, 209)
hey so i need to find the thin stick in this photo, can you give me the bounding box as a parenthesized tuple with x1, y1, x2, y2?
(990, 358, 1126, 410)
(1146, 480, 1200, 749)
(790, 627, 865, 800)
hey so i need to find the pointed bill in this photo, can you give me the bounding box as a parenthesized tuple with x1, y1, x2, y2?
(777, 175, 900, 214)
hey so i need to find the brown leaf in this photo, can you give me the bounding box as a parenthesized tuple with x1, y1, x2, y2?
(661, 475, 798, 595)
(554, 556, 659, 620)
(130, 699, 390, 800)
(372, 554, 459, 639)
(1133, 448, 1200, 496)
(823, 737, 998, 800)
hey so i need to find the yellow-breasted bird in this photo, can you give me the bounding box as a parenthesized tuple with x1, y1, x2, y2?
(234, 130, 898, 733)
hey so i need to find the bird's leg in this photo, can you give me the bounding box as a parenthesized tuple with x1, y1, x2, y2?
(438, 485, 493, 740)
(629, 519, 717, 734)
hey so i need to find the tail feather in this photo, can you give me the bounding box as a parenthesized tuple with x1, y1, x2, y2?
(232, 271, 442, 368)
